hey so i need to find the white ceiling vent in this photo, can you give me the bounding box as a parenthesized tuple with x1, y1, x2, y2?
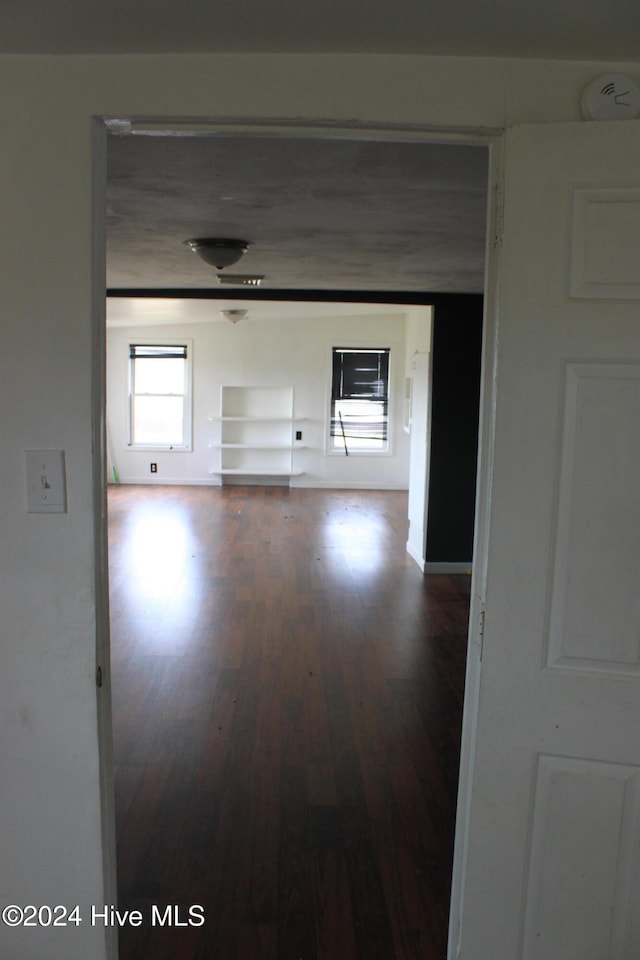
(216, 274, 264, 287)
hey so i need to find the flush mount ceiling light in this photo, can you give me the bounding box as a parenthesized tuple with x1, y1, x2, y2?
(221, 309, 248, 324)
(185, 238, 250, 270)
(217, 274, 264, 287)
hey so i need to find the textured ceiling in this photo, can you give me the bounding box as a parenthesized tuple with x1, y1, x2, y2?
(1, 0, 638, 60)
(107, 134, 489, 296)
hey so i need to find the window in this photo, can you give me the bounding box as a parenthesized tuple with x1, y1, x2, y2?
(129, 343, 191, 449)
(330, 347, 390, 453)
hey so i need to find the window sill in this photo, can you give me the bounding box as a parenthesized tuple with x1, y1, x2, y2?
(326, 449, 392, 457)
(128, 445, 192, 453)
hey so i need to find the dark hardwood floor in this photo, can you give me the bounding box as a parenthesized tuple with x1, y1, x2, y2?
(108, 484, 470, 960)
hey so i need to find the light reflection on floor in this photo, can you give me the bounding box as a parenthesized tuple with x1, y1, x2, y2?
(320, 505, 387, 578)
(126, 509, 192, 599)
(110, 500, 206, 656)
(108, 488, 415, 659)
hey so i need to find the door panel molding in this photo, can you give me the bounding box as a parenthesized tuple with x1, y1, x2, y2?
(522, 754, 640, 960)
(569, 187, 640, 300)
(546, 361, 640, 675)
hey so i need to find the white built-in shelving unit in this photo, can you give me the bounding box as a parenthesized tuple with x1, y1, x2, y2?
(208, 386, 303, 481)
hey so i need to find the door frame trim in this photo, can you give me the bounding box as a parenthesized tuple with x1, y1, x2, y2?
(447, 130, 504, 959)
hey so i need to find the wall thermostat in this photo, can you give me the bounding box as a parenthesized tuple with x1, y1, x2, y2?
(581, 73, 640, 121)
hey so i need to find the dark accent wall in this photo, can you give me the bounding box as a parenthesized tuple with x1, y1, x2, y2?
(425, 295, 483, 564)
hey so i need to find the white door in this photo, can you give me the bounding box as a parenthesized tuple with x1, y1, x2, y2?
(452, 119, 640, 960)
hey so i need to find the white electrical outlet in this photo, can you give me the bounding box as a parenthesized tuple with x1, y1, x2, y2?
(26, 450, 67, 513)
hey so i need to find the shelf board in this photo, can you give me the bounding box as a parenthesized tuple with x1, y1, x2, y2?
(209, 416, 305, 422)
(212, 443, 303, 450)
(209, 416, 295, 423)
(210, 469, 304, 477)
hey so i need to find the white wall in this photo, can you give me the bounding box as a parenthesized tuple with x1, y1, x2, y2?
(107, 309, 410, 489)
(1, 51, 638, 960)
(405, 306, 433, 567)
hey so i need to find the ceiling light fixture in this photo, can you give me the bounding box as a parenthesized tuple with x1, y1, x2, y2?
(221, 309, 248, 324)
(216, 274, 264, 287)
(185, 238, 250, 270)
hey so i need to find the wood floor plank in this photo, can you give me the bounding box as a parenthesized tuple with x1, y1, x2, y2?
(109, 484, 470, 959)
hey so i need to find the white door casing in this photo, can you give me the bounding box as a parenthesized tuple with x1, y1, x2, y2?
(406, 348, 431, 570)
(451, 120, 640, 959)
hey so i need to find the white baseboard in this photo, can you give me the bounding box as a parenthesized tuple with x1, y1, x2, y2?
(292, 478, 408, 491)
(405, 539, 426, 571)
(424, 562, 473, 574)
(108, 477, 220, 487)
(108, 477, 408, 491)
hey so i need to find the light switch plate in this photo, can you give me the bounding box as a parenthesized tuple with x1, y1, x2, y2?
(26, 450, 67, 513)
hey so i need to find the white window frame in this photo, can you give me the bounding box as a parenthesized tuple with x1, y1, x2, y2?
(128, 340, 193, 451)
(327, 345, 392, 456)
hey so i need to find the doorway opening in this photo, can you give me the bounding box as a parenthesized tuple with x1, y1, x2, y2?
(99, 124, 492, 960)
